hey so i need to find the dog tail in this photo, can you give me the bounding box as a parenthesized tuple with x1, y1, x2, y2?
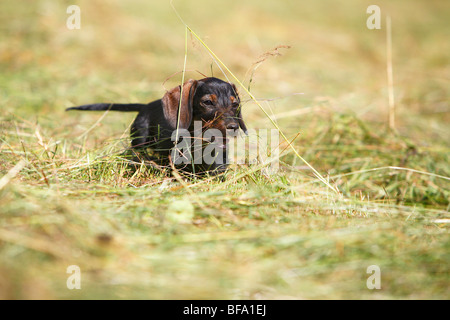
(66, 103, 147, 112)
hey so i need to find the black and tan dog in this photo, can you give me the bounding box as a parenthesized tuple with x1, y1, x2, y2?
(66, 77, 247, 174)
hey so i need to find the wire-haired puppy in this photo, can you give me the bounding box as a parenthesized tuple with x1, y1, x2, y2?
(67, 77, 247, 174)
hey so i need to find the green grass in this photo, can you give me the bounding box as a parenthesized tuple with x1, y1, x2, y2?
(0, 0, 449, 299)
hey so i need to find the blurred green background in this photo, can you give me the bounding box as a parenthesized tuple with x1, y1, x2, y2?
(0, 0, 448, 299)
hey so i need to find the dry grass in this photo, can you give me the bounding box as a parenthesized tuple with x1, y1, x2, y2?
(0, 0, 449, 299)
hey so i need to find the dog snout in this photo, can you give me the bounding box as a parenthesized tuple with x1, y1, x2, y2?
(226, 122, 239, 130)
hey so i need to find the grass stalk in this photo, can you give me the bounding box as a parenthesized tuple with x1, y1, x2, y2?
(386, 16, 395, 131)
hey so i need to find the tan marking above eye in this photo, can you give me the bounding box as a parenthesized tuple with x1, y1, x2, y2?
(202, 94, 217, 103)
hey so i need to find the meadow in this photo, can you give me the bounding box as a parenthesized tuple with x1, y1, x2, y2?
(0, 0, 448, 299)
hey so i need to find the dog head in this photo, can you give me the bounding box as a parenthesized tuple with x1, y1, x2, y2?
(161, 77, 247, 136)
(192, 77, 247, 136)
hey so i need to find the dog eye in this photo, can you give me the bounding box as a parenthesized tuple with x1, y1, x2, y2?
(232, 102, 240, 109)
(203, 100, 214, 106)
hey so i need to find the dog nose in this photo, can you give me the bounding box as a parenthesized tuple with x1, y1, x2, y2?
(226, 123, 239, 130)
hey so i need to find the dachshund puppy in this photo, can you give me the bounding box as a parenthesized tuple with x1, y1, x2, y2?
(66, 77, 247, 174)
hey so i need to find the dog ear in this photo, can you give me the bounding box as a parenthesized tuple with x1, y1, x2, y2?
(162, 79, 198, 130)
(237, 109, 248, 135)
(231, 84, 248, 135)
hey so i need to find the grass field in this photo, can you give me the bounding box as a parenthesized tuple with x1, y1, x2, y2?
(0, 0, 449, 299)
